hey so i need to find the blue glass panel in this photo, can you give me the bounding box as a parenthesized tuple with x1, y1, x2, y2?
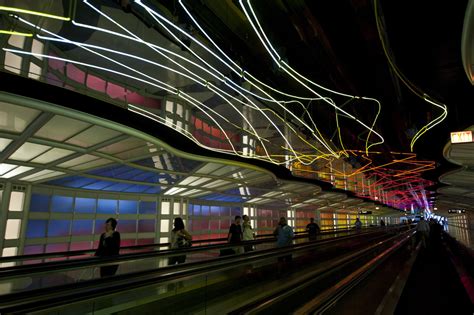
(64, 177, 96, 188)
(103, 183, 132, 192)
(211, 206, 220, 216)
(231, 207, 241, 216)
(143, 186, 161, 194)
(192, 204, 200, 216)
(97, 199, 117, 214)
(188, 204, 194, 215)
(118, 220, 136, 233)
(51, 196, 73, 213)
(83, 181, 115, 190)
(139, 201, 156, 214)
(30, 194, 50, 212)
(48, 220, 71, 237)
(119, 200, 138, 214)
(75, 197, 96, 213)
(138, 220, 155, 233)
(134, 158, 155, 168)
(131, 172, 157, 183)
(124, 185, 149, 193)
(95, 219, 107, 234)
(118, 168, 144, 179)
(45, 176, 95, 188)
(199, 193, 244, 202)
(72, 220, 93, 235)
(220, 207, 230, 216)
(26, 220, 47, 238)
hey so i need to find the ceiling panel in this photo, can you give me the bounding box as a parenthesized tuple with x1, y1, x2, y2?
(70, 158, 114, 171)
(97, 137, 147, 155)
(57, 154, 100, 168)
(0, 138, 13, 152)
(9, 142, 51, 161)
(20, 169, 65, 182)
(65, 126, 122, 148)
(30, 148, 75, 164)
(34, 115, 91, 142)
(0, 101, 41, 133)
(0, 163, 18, 176)
(1, 165, 34, 178)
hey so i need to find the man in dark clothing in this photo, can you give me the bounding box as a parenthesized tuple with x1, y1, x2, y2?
(306, 218, 320, 241)
(227, 215, 243, 254)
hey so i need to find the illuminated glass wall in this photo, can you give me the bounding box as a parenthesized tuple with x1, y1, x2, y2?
(0, 183, 28, 265)
(22, 186, 158, 255)
(447, 214, 473, 249)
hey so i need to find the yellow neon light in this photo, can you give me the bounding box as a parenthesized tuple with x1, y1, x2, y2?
(0, 6, 70, 21)
(0, 30, 32, 37)
(10, 2, 386, 167)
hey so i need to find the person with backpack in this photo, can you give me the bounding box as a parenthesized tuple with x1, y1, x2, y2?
(169, 217, 192, 265)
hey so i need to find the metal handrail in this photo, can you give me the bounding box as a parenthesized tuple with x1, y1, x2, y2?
(229, 228, 415, 315)
(0, 227, 359, 263)
(0, 228, 394, 313)
(0, 228, 379, 279)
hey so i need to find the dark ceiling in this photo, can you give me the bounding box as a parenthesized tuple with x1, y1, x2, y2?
(160, 0, 472, 177)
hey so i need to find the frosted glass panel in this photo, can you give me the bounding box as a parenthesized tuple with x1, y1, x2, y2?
(0, 102, 40, 133)
(31, 148, 74, 164)
(160, 219, 169, 233)
(26, 220, 47, 238)
(1, 247, 18, 268)
(51, 195, 73, 213)
(0, 138, 13, 152)
(138, 220, 155, 233)
(35, 116, 90, 142)
(72, 220, 93, 236)
(8, 191, 24, 211)
(119, 220, 137, 233)
(30, 194, 50, 212)
(119, 200, 138, 214)
(48, 220, 71, 237)
(5, 219, 21, 240)
(9, 142, 50, 161)
(97, 199, 117, 214)
(75, 197, 96, 213)
(173, 202, 180, 215)
(139, 201, 156, 214)
(161, 201, 170, 215)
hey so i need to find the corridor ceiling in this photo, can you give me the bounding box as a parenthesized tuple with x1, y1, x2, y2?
(0, 0, 473, 213)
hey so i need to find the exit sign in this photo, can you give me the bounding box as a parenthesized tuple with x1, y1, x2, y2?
(450, 131, 473, 143)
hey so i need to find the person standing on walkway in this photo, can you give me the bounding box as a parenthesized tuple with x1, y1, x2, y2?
(416, 217, 430, 248)
(95, 218, 121, 277)
(306, 218, 320, 241)
(169, 217, 192, 265)
(228, 215, 243, 254)
(354, 218, 362, 231)
(242, 215, 255, 252)
(274, 217, 294, 275)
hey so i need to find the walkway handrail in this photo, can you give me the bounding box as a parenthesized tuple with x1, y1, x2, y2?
(0, 228, 396, 313)
(0, 227, 362, 264)
(230, 228, 415, 315)
(0, 228, 385, 279)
